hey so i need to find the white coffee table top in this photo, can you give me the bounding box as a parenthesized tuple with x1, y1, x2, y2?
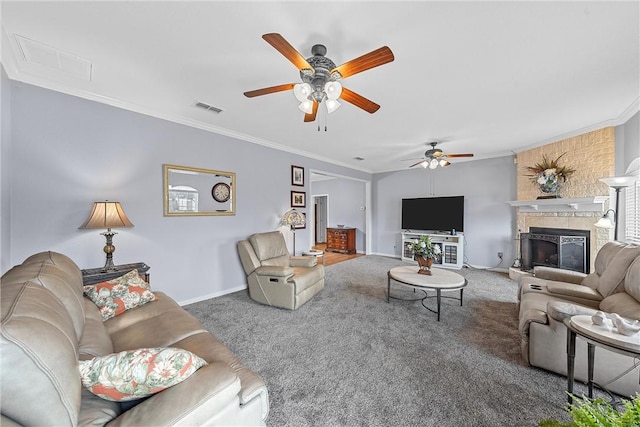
(570, 315, 640, 353)
(389, 266, 466, 289)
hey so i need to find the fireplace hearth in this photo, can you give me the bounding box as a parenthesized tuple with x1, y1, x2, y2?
(520, 227, 590, 273)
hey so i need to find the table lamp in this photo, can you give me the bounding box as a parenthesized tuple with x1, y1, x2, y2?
(80, 201, 134, 271)
(281, 208, 306, 255)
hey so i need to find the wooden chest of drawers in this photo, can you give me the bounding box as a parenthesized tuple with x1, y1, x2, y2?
(326, 227, 356, 254)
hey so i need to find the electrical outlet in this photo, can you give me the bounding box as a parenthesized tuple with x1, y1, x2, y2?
(498, 252, 503, 259)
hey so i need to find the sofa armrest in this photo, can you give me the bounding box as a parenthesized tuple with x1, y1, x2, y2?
(290, 256, 317, 268)
(533, 266, 586, 284)
(547, 301, 599, 323)
(546, 282, 603, 302)
(107, 363, 241, 426)
(254, 265, 294, 277)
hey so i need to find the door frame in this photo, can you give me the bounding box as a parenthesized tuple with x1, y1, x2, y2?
(308, 170, 371, 254)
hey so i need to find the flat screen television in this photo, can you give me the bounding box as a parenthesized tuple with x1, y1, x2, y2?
(401, 196, 464, 233)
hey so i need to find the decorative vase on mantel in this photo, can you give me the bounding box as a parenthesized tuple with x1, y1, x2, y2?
(537, 179, 561, 199)
(415, 255, 434, 275)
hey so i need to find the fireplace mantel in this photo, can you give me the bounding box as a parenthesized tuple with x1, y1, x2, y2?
(507, 196, 609, 213)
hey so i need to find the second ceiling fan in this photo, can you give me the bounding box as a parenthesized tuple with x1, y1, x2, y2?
(408, 142, 474, 169)
(244, 33, 394, 122)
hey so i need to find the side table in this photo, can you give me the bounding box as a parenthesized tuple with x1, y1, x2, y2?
(564, 314, 640, 403)
(302, 250, 325, 265)
(81, 262, 150, 286)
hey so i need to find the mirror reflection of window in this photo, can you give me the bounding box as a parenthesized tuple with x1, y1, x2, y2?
(169, 185, 198, 212)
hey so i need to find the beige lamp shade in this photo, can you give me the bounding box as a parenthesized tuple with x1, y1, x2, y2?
(80, 201, 134, 230)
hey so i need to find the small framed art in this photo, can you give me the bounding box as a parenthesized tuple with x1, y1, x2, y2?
(291, 165, 304, 186)
(291, 191, 306, 208)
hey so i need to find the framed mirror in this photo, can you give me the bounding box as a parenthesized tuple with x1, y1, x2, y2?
(163, 164, 235, 216)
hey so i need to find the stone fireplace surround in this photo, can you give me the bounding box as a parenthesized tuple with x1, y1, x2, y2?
(513, 127, 615, 273)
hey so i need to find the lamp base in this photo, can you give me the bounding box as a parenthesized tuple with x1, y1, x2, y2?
(101, 229, 118, 272)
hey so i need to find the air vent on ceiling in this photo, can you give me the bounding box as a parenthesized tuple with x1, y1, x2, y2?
(353, 156, 365, 161)
(195, 101, 223, 114)
(14, 35, 92, 81)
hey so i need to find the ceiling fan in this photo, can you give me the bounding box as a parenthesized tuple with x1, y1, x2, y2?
(408, 142, 474, 169)
(243, 33, 394, 122)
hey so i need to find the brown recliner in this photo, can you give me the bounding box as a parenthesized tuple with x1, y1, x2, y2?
(237, 231, 325, 310)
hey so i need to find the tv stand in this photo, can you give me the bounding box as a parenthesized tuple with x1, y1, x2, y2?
(401, 232, 464, 269)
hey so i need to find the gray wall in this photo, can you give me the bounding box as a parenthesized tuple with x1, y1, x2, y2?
(372, 156, 517, 268)
(616, 111, 639, 174)
(1, 69, 11, 272)
(311, 177, 367, 252)
(3, 74, 637, 301)
(2, 79, 369, 303)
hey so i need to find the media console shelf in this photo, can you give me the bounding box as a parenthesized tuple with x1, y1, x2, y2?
(401, 232, 464, 269)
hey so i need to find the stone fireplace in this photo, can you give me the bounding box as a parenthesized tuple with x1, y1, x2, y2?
(512, 127, 615, 274)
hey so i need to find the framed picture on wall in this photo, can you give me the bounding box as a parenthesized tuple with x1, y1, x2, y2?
(291, 191, 306, 208)
(291, 165, 304, 186)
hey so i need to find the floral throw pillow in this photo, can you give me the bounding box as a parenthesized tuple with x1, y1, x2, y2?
(79, 347, 208, 401)
(83, 269, 156, 321)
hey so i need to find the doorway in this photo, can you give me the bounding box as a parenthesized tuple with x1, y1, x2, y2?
(314, 195, 328, 244)
(308, 170, 371, 255)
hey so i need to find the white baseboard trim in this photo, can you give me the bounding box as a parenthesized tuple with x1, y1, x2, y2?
(368, 251, 400, 259)
(178, 284, 247, 306)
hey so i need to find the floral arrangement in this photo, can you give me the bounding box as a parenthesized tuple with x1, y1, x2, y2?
(527, 153, 576, 193)
(410, 235, 442, 260)
(526, 152, 576, 191)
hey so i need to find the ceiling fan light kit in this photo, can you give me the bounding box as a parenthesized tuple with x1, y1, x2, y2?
(244, 33, 394, 123)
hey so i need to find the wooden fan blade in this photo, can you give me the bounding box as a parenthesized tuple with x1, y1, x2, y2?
(244, 83, 295, 98)
(340, 87, 380, 113)
(263, 33, 313, 71)
(446, 154, 474, 158)
(332, 46, 394, 79)
(409, 160, 426, 168)
(304, 101, 319, 122)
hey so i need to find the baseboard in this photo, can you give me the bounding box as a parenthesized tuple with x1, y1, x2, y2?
(178, 284, 247, 306)
(368, 251, 400, 259)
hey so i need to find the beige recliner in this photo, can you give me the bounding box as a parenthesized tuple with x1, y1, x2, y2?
(518, 241, 640, 396)
(237, 231, 325, 310)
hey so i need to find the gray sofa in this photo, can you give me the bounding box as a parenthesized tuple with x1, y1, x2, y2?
(237, 231, 324, 310)
(1, 251, 269, 426)
(518, 241, 640, 396)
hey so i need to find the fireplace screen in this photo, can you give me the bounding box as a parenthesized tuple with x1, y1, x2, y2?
(520, 228, 589, 274)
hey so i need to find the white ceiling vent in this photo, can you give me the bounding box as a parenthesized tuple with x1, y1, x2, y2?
(195, 101, 223, 114)
(14, 35, 92, 82)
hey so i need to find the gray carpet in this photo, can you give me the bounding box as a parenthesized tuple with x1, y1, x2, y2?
(185, 255, 577, 426)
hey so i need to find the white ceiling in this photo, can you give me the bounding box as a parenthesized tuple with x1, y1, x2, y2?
(2, 1, 638, 173)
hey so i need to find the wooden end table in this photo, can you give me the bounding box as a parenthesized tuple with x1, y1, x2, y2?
(81, 262, 150, 286)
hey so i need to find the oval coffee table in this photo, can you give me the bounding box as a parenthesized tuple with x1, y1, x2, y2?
(387, 265, 467, 321)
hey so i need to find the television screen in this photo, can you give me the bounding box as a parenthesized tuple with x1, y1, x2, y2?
(401, 196, 464, 232)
